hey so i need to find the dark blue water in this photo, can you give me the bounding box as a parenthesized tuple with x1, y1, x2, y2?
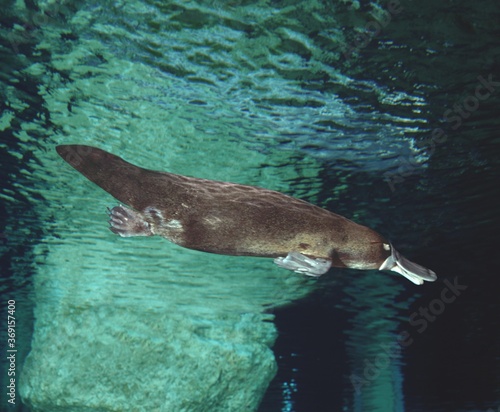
(1, 0, 499, 411)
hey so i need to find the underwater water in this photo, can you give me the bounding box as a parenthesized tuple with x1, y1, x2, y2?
(1, 0, 499, 411)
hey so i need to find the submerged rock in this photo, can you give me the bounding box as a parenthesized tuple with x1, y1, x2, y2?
(21, 303, 278, 411)
(19, 200, 314, 411)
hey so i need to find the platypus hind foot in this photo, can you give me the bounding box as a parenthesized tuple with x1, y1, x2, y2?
(108, 205, 153, 237)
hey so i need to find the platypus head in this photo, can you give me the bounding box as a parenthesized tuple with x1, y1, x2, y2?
(379, 243, 437, 285)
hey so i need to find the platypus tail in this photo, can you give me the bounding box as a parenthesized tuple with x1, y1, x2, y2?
(379, 244, 437, 285)
(56, 145, 157, 210)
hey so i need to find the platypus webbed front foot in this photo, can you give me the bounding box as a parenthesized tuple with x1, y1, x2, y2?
(379, 244, 437, 285)
(108, 205, 153, 237)
(274, 252, 332, 277)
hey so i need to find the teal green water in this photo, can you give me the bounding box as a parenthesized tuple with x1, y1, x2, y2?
(1, 0, 499, 411)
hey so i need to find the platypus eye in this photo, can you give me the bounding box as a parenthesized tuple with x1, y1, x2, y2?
(383, 243, 391, 251)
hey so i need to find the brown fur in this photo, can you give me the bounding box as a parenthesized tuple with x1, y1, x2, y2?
(56, 145, 390, 270)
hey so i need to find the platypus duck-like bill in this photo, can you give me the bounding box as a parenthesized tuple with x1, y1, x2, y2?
(379, 245, 437, 285)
